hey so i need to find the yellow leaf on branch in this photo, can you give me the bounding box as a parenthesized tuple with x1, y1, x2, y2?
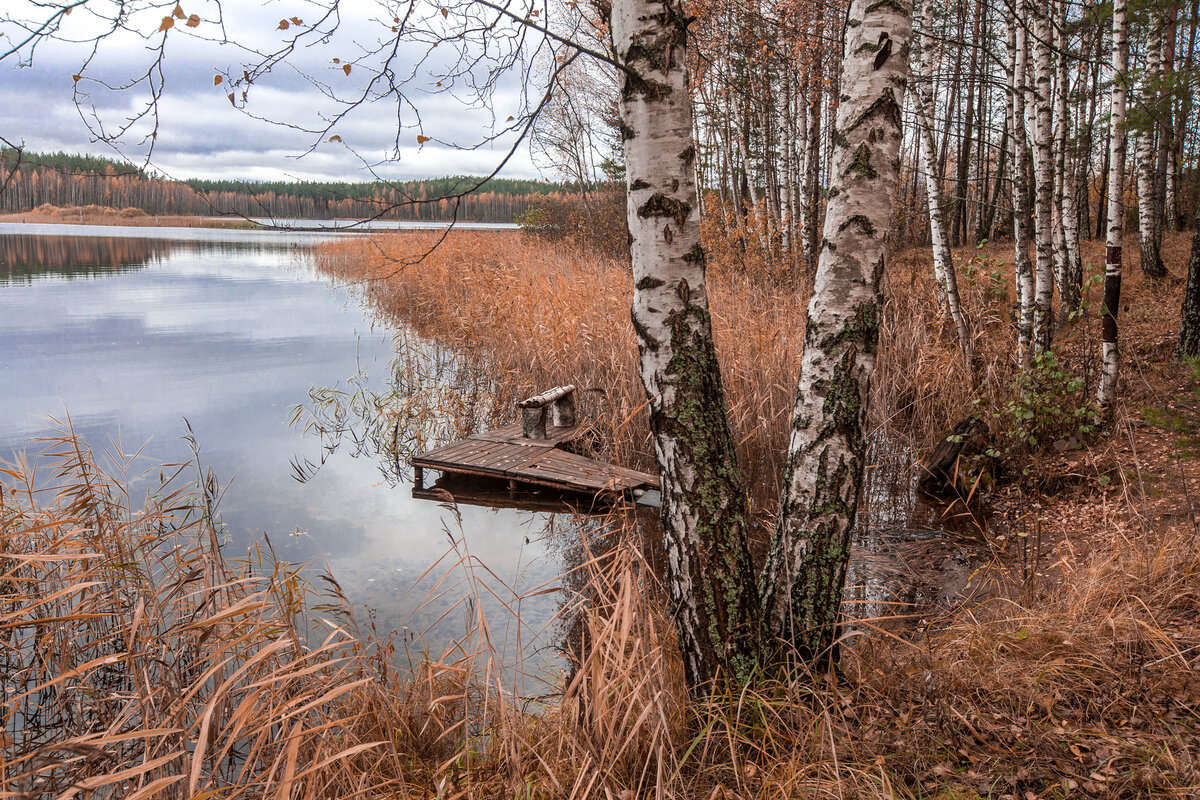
(278, 19, 290, 30)
(186, 14, 200, 27)
(213, 75, 222, 85)
(342, 64, 352, 76)
(172, 4, 185, 19)
(416, 135, 430, 144)
(328, 135, 342, 143)
(159, 16, 174, 31)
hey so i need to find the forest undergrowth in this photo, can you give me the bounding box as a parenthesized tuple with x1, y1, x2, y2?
(3, 228, 1198, 798)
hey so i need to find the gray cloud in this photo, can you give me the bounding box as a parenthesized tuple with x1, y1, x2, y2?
(1, 0, 549, 181)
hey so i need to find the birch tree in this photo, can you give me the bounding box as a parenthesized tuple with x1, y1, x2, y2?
(1099, 0, 1130, 407)
(1135, 5, 1169, 280)
(1055, 0, 1083, 319)
(912, 0, 973, 367)
(607, 0, 762, 685)
(1008, 20, 1036, 365)
(759, 0, 913, 661)
(1028, 0, 1057, 352)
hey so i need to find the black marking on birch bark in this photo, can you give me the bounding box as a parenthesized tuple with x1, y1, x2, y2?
(844, 90, 903, 134)
(872, 33, 892, 70)
(823, 343, 863, 434)
(663, 224, 674, 244)
(1102, 272, 1121, 343)
(679, 145, 696, 166)
(630, 309, 659, 352)
(847, 17, 862, 26)
(618, 120, 636, 141)
(621, 71, 673, 101)
(683, 243, 705, 263)
(630, 178, 651, 191)
(636, 275, 666, 290)
(677, 278, 690, 306)
(638, 193, 691, 227)
(838, 214, 877, 236)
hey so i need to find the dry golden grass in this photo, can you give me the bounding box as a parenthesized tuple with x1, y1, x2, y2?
(0, 204, 254, 228)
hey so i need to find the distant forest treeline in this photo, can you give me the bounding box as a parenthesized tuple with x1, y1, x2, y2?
(0, 149, 566, 222)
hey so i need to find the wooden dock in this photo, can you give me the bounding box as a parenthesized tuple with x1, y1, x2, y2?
(410, 385, 660, 504)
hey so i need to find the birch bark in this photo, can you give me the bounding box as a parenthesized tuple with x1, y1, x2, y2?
(1098, 0, 1129, 407)
(1055, 0, 1082, 320)
(1008, 21, 1036, 365)
(760, 0, 913, 661)
(1136, 9, 1168, 280)
(607, 0, 761, 686)
(1028, 2, 1057, 352)
(913, 0, 973, 365)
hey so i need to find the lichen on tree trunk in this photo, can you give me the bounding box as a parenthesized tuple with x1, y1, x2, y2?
(759, 0, 913, 663)
(606, 0, 761, 688)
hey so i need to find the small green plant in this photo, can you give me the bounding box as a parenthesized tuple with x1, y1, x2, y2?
(1140, 356, 1200, 457)
(961, 247, 1009, 304)
(998, 350, 1101, 452)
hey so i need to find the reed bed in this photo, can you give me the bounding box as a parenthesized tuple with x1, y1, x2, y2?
(0, 425, 525, 798)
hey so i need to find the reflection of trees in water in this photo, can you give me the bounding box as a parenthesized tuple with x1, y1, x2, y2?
(843, 435, 990, 632)
(0, 234, 171, 283)
(290, 329, 495, 485)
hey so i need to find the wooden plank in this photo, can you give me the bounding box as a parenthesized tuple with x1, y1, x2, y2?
(411, 423, 659, 499)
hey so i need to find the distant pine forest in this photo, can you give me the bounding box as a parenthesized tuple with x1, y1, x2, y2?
(0, 149, 568, 223)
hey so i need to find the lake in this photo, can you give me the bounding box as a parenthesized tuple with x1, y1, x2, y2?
(0, 223, 564, 689)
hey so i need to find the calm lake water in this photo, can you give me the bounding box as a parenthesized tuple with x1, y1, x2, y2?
(0, 223, 563, 686)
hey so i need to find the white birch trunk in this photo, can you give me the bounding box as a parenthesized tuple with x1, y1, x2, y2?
(1028, 2, 1057, 353)
(1009, 20, 1036, 365)
(913, 0, 973, 365)
(760, 0, 913, 660)
(1098, 0, 1129, 407)
(1055, 0, 1082, 318)
(608, 0, 761, 685)
(1136, 9, 1168, 279)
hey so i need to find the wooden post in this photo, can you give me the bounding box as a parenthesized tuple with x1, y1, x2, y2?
(413, 465, 424, 490)
(550, 392, 576, 427)
(521, 406, 548, 438)
(519, 385, 576, 437)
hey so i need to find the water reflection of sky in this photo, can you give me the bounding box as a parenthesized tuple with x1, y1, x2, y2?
(0, 228, 563, 683)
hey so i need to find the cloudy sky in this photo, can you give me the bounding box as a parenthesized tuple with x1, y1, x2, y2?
(0, 0, 555, 182)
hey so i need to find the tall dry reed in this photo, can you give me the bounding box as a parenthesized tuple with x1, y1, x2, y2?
(0, 424, 525, 798)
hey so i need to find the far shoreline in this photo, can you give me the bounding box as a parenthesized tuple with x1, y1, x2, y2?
(0, 205, 521, 232)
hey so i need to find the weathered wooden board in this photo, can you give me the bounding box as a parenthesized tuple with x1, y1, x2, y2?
(411, 420, 659, 499)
